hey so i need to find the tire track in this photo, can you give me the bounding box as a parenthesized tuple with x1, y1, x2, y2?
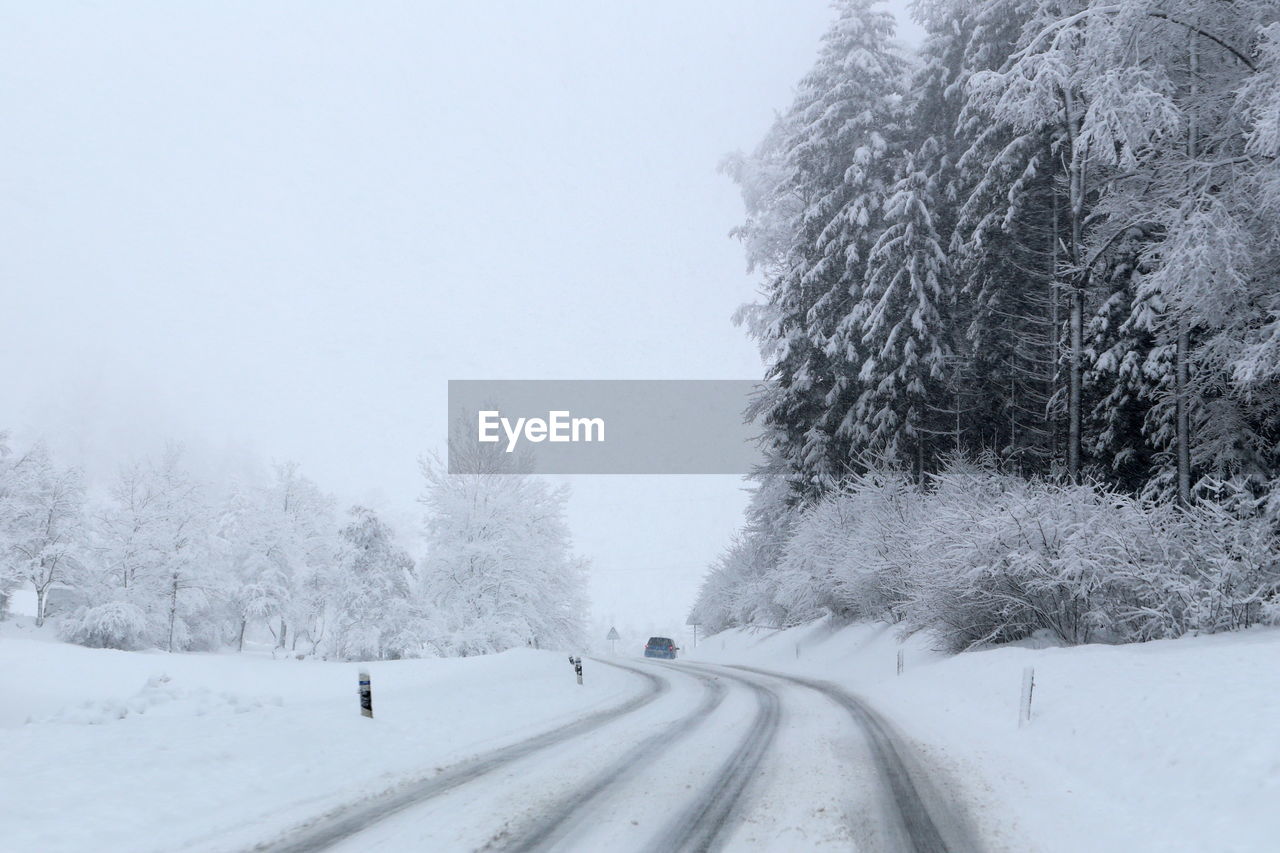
(642, 664, 782, 853)
(251, 659, 669, 853)
(727, 664, 980, 853)
(494, 661, 730, 852)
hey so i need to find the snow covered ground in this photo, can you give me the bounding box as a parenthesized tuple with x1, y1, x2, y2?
(0, 624, 644, 853)
(3, 609, 1278, 852)
(686, 621, 1280, 853)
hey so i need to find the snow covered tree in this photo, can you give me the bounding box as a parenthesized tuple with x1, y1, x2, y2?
(0, 430, 16, 618)
(689, 444, 798, 630)
(68, 449, 215, 651)
(330, 505, 423, 660)
(701, 0, 1280, 645)
(216, 462, 335, 653)
(418, 455, 586, 655)
(0, 443, 87, 626)
(854, 151, 952, 470)
(727, 0, 908, 496)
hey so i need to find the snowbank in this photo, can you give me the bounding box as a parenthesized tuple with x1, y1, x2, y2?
(686, 620, 1280, 853)
(0, 637, 638, 853)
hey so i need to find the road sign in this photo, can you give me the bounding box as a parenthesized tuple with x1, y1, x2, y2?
(686, 615, 701, 648)
(606, 626, 619, 654)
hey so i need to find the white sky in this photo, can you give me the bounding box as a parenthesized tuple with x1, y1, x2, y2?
(1, 1, 923, 642)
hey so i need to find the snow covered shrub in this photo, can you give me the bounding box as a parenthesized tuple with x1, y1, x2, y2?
(61, 601, 152, 650)
(902, 462, 1047, 650)
(690, 537, 776, 630)
(689, 553, 739, 635)
(905, 465, 1200, 650)
(377, 598, 436, 659)
(696, 451, 1280, 650)
(330, 622, 382, 661)
(904, 462, 1280, 651)
(1178, 488, 1280, 634)
(772, 469, 918, 623)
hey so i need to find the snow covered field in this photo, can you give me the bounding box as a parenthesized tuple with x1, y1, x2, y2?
(0, 624, 643, 853)
(687, 621, 1280, 853)
(3, 613, 1278, 852)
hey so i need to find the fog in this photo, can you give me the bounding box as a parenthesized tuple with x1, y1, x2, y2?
(2, 1, 923, 641)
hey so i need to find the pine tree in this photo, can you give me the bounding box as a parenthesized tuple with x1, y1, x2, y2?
(854, 149, 951, 471)
(727, 0, 908, 494)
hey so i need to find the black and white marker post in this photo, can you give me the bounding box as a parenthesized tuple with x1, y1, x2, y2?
(358, 669, 373, 718)
(568, 655, 583, 685)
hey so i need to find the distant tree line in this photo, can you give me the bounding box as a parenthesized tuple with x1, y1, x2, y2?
(0, 430, 587, 657)
(693, 0, 1280, 645)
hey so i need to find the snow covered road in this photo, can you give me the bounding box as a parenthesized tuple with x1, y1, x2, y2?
(6, 625, 1276, 852)
(258, 658, 978, 853)
(721, 665, 977, 853)
(255, 659, 670, 853)
(3, 636, 990, 852)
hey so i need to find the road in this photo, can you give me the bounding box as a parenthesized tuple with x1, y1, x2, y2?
(250, 658, 982, 853)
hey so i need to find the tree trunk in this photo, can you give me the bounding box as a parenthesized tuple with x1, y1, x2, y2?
(1051, 184, 1062, 461)
(1062, 86, 1087, 481)
(167, 574, 179, 653)
(1175, 321, 1192, 506)
(278, 617, 288, 650)
(237, 618, 247, 652)
(1175, 29, 1198, 508)
(1068, 285, 1083, 480)
(34, 584, 47, 628)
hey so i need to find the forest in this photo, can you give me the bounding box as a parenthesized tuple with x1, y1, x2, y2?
(0, 431, 586, 658)
(691, 0, 1280, 647)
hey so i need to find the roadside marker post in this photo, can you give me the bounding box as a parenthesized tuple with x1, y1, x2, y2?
(569, 655, 583, 685)
(897, 650, 904, 676)
(1019, 666, 1035, 727)
(358, 670, 373, 719)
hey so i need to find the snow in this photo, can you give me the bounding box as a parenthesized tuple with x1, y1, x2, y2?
(686, 620, 1280, 853)
(0, 633, 639, 853)
(3, 620, 1278, 851)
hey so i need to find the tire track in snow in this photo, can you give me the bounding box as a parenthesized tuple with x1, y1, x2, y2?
(251, 659, 669, 853)
(494, 661, 730, 852)
(641, 663, 782, 853)
(727, 664, 981, 853)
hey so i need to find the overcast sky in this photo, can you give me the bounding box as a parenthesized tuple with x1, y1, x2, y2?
(2, 1, 923, 642)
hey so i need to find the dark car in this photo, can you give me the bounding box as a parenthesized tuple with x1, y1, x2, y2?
(644, 636, 678, 659)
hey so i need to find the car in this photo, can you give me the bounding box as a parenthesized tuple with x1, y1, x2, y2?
(644, 636, 678, 659)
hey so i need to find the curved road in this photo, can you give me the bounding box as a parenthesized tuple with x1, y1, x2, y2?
(255, 659, 670, 853)
(250, 657, 982, 853)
